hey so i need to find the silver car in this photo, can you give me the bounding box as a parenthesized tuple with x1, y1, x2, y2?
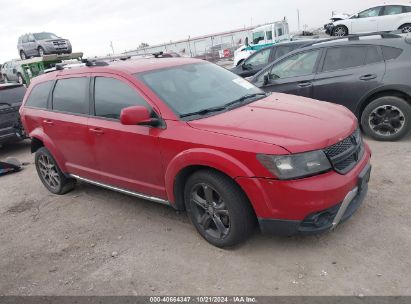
(0, 60, 25, 84)
(17, 32, 72, 60)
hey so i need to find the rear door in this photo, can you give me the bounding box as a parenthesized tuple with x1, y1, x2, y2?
(351, 6, 383, 33)
(87, 74, 165, 198)
(312, 45, 385, 113)
(43, 75, 97, 178)
(256, 48, 323, 98)
(379, 5, 408, 31)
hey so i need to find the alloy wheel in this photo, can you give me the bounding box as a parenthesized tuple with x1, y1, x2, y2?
(20, 52, 26, 60)
(39, 48, 45, 57)
(333, 26, 347, 37)
(190, 183, 230, 239)
(368, 105, 406, 136)
(37, 154, 61, 190)
(401, 25, 411, 33)
(18, 75, 24, 84)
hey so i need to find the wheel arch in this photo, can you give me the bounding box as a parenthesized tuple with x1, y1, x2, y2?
(165, 148, 255, 210)
(356, 87, 411, 119)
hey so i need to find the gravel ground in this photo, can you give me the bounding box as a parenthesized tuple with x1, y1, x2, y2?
(0, 135, 410, 296)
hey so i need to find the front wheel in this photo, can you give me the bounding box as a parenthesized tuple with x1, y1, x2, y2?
(35, 147, 76, 194)
(332, 25, 348, 36)
(17, 74, 25, 85)
(20, 50, 27, 60)
(361, 96, 411, 141)
(38, 47, 45, 57)
(184, 170, 256, 248)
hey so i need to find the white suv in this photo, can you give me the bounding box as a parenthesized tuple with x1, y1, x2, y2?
(332, 4, 411, 36)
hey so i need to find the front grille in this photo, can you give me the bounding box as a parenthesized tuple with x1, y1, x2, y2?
(323, 128, 364, 174)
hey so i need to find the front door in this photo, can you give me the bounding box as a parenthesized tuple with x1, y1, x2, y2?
(351, 6, 383, 33)
(256, 49, 323, 98)
(88, 74, 165, 199)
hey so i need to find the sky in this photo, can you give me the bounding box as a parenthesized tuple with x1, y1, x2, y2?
(0, 0, 406, 62)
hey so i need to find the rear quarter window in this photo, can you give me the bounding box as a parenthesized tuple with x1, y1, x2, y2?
(381, 46, 403, 60)
(322, 46, 368, 72)
(25, 81, 53, 109)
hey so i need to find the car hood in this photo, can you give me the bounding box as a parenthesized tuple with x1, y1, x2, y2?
(187, 93, 357, 154)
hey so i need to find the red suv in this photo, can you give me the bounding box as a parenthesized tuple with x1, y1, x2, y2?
(19, 58, 371, 247)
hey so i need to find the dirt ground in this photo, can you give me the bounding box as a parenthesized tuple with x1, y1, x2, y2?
(0, 135, 410, 296)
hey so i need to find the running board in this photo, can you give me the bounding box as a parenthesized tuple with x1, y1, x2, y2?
(70, 174, 170, 206)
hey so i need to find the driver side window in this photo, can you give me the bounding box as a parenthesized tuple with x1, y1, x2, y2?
(245, 48, 271, 67)
(269, 50, 321, 79)
(358, 7, 382, 18)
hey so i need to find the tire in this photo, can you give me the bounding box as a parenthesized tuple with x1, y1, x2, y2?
(361, 96, 411, 141)
(399, 23, 411, 33)
(17, 74, 25, 85)
(4, 75, 9, 83)
(20, 50, 27, 60)
(332, 25, 348, 36)
(38, 47, 45, 57)
(35, 147, 76, 195)
(184, 169, 256, 248)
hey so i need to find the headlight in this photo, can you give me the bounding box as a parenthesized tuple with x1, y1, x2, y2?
(257, 150, 331, 180)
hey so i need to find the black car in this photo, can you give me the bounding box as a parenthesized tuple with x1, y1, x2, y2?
(251, 33, 411, 141)
(229, 40, 317, 78)
(0, 84, 27, 145)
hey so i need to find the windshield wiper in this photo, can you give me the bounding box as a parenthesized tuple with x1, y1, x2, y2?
(180, 105, 227, 118)
(224, 92, 267, 108)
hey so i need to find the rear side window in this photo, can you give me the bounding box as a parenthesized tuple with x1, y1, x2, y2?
(94, 77, 149, 119)
(381, 46, 403, 60)
(322, 46, 368, 72)
(25, 81, 53, 108)
(52, 78, 89, 114)
(405, 6, 411, 13)
(382, 5, 404, 15)
(0, 86, 27, 105)
(365, 46, 383, 65)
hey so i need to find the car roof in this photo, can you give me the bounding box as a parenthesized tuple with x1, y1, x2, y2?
(31, 57, 205, 84)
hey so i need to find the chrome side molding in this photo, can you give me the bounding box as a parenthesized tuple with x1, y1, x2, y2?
(70, 174, 170, 206)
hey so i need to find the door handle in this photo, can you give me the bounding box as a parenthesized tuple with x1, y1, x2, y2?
(298, 81, 313, 88)
(360, 74, 377, 81)
(43, 119, 54, 126)
(89, 127, 104, 135)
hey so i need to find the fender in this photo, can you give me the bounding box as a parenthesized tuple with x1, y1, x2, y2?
(29, 128, 68, 173)
(164, 148, 254, 203)
(355, 84, 411, 117)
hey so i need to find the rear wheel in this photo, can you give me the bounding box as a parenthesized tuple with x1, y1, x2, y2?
(399, 23, 411, 33)
(184, 170, 256, 248)
(332, 25, 348, 36)
(17, 74, 25, 85)
(361, 96, 411, 141)
(35, 147, 76, 194)
(20, 50, 27, 60)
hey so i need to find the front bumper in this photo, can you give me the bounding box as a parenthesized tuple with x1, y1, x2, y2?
(258, 164, 370, 235)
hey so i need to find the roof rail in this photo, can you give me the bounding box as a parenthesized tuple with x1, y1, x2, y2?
(304, 31, 402, 47)
(81, 59, 109, 67)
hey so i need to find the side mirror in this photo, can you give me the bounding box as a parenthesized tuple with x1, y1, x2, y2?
(263, 74, 270, 85)
(120, 106, 159, 127)
(352, 13, 359, 19)
(242, 63, 252, 70)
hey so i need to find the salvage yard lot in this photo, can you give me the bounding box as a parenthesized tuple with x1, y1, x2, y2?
(0, 136, 410, 296)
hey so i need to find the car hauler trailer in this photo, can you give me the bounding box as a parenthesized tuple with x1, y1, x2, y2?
(19, 52, 83, 85)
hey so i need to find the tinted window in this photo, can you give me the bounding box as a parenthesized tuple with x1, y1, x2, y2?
(381, 46, 403, 60)
(322, 46, 368, 72)
(94, 77, 149, 119)
(270, 50, 321, 79)
(266, 31, 273, 40)
(365, 46, 383, 65)
(383, 5, 404, 15)
(405, 6, 411, 13)
(358, 7, 382, 18)
(25, 81, 53, 108)
(0, 86, 27, 105)
(245, 47, 271, 67)
(274, 44, 302, 60)
(52, 78, 89, 114)
(22, 35, 28, 43)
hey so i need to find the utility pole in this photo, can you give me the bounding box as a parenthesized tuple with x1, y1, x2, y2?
(297, 9, 301, 32)
(110, 41, 115, 55)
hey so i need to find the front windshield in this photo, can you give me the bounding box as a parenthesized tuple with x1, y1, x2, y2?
(138, 62, 263, 117)
(33, 32, 60, 40)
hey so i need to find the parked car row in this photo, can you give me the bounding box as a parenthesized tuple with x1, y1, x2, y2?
(1, 60, 25, 84)
(230, 33, 411, 141)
